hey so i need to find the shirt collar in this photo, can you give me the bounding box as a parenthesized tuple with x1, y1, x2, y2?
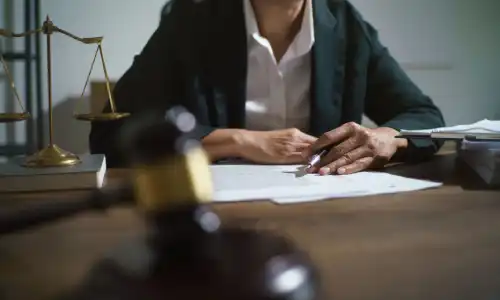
(244, 0, 260, 41)
(243, 0, 315, 56)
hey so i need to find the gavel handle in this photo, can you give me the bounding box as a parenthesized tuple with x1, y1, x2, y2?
(0, 185, 135, 236)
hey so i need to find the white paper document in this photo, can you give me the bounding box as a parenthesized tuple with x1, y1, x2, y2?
(210, 164, 442, 204)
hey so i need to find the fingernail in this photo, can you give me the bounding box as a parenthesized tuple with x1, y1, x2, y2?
(319, 167, 330, 175)
(337, 168, 346, 175)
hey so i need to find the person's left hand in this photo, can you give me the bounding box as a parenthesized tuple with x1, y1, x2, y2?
(302, 122, 408, 175)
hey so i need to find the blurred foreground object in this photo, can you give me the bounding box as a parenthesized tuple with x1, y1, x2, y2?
(1, 106, 320, 300)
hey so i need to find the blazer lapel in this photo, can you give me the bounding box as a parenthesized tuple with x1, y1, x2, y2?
(310, 0, 344, 137)
(208, 0, 248, 129)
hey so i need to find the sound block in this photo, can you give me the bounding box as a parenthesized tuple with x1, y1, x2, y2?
(58, 226, 320, 300)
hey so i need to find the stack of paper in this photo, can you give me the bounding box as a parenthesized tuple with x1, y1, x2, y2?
(401, 118, 500, 186)
(210, 164, 442, 204)
(401, 119, 500, 135)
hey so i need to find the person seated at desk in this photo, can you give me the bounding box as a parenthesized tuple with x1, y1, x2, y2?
(89, 0, 445, 175)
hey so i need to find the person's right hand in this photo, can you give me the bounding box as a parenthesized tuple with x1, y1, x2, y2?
(238, 128, 317, 164)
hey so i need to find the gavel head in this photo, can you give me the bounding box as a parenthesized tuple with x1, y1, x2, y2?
(82, 106, 322, 300)
(119, 106, 213, 213)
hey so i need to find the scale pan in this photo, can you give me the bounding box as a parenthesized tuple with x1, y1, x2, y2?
(74, 112, 130, 122)
(0, 112, 31, 123)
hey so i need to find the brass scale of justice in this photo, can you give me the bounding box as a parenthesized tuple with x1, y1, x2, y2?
(0, 16, 129, 168)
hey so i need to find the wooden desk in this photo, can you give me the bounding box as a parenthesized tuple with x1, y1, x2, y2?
(1, 150, 500, 300)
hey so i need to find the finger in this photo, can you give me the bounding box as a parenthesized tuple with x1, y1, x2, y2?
(284, 128, 317, 144)
(336, 157, 373, 175)
(283, 143, 315, 159)
(281, 153, 309, 164)
(292, 142, 316, 150)
(298, 133, 317, 144)
(316, 146, 372, 175)
(306, 138, 366, 173)
(291, 152, 309, 163)
(303, 122, 359, 157)
(318, 137, 363, 168)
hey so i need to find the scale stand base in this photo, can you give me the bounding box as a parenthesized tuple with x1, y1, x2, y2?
(23, 144, 81, 168)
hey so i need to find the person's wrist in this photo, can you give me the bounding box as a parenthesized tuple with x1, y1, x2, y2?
(373, 127, 409, 162)
(233, 129, 261, 158)
(200, 129, 253, 161)
(231, 129, 248, 157)
(373, 127, 408, 150)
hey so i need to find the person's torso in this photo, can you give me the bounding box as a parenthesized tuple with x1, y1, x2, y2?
(243, 0, 314, 132)
(170, 0, 371, 136)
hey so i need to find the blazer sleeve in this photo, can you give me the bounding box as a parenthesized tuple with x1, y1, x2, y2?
(362, 22, 446, 162)
(88, 2, 216, 167)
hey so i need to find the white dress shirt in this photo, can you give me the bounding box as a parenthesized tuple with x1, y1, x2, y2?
(243, 0, 315, 132)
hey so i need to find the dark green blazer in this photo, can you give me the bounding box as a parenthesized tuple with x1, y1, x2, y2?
(89, 0, 445, 167)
